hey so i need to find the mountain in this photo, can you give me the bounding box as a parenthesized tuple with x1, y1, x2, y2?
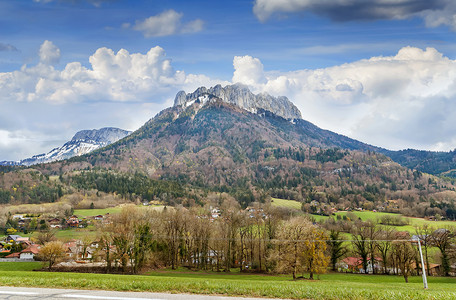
(381, 149, 456, 177)
(174, 83, 302, 120)
(0, 127, 131, 166)
(2, 84, 456, 219)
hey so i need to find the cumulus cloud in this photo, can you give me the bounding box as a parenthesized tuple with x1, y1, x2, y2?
(232, 46, 456, 151)
(253, 0, 456, 30)
(0, 40, 219, 105)
(129, 9, 204, 37)
(232, 55, 267, 85)
(0, 43, 18, 52)
(39, 40, 60, 65)
(0, 40, 226, 160)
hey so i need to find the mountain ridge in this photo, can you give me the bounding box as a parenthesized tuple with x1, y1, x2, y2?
(0, 127, 131, 166)
(174, 83, 302, 120)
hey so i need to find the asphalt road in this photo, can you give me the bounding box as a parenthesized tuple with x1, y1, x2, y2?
(0, 286, 287, 300)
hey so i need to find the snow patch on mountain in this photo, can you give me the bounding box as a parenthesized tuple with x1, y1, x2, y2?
(0, 127, 131, 166)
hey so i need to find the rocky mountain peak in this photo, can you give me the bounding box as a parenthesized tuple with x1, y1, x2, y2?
(71, 127, 132, 144)
(0, 127, 131, 167)
(173, 84, 302, 120)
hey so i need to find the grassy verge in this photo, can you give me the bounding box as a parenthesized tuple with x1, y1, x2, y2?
(0, 262, 456, 299)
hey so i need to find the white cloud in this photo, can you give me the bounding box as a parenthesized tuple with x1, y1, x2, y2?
(181, 19, 204, 34)
(0, 40, 226, 161)
(3, 40, 456, 161)
(130, 9, 204, 37)
(253, 0, 456, 30)
(39, 40, 60, 65)
(0, 40, 220, 105)
(232, 46, 456, 151)
(232, 55, 267, 86)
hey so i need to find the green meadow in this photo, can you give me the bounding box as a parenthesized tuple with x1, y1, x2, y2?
(73, 207, 123, 217)
(271, 198, 456, 233)
(0, 262, 455, 299)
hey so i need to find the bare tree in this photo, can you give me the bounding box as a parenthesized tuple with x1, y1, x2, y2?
(162, 207, 185, 270)
(377, 227, 396, 274)
(430, 227, 455, 276)
(35, 229, 57, 245)
(414, 224, 433, 276)
(272, 216, 309, 280)
(391, 239, 416, 283)
(351, 222, 370, 274)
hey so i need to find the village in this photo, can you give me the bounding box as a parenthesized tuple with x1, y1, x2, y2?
(1, 203, 455, 278)
(0, 212, 112, 264)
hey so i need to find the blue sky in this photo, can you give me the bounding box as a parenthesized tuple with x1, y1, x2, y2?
(1, 0, 456, 161)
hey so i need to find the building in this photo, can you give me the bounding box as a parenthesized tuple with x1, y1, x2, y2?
(67, 216, 80, 228)
(6, 235, 23, 243)
(19, 244, 40, 260)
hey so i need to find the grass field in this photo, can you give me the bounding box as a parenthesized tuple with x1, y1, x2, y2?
(1, 262, 456, 299)
(271, 198, 302, 210)
(73, 207, 122, 217)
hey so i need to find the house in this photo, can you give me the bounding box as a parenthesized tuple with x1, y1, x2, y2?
(17, 219, 27, 229)
(337, 257, 361, 272)
(337, 257, 382, 274)
(6, 235, 23, 243)
(414, 262, 442, 276)
(0, 249, 10, 255)
(64, 240, 79, 259)
(19, 244, 40, 260)
(63, 240, 95, 260)
(67, 216, 80, 228)
(48, 218, 61, 228)
(16, 237, 31, 246)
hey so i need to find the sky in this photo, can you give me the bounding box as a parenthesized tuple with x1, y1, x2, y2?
(1, 0, 456, 161)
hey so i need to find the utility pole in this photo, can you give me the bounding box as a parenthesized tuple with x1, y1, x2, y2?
(413, 237, 428, 289)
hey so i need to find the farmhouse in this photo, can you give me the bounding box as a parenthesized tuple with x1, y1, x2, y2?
(337, 257, 382, 274)
(67, 216, 80, 228)
(5, 235, 30, 243)
(19, 244, 40, 260)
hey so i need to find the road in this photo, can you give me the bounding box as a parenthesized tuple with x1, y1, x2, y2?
(0, 286, 286, 300)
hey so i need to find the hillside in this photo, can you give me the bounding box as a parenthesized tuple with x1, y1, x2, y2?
(1, 85, 456, 219)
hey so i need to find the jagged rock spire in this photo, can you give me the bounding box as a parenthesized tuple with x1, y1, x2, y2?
(174, 84, 302, 120)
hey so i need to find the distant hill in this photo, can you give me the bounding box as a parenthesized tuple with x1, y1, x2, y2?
(0, 127, 131, 166)
(382, 149, 456, 177)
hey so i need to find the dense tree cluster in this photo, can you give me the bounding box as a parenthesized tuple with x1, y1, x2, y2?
(68, 171, 185, 204)
(85, 202, 456, 281)
(96, 200, 328, 279)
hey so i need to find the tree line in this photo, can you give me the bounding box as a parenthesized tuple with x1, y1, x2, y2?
(37, 199, 455, 282)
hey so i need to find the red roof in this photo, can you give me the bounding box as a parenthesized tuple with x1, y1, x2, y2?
(5, 252, 20, 258)
(21, 244, 40, 254)
(342, 257, 361, 267)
